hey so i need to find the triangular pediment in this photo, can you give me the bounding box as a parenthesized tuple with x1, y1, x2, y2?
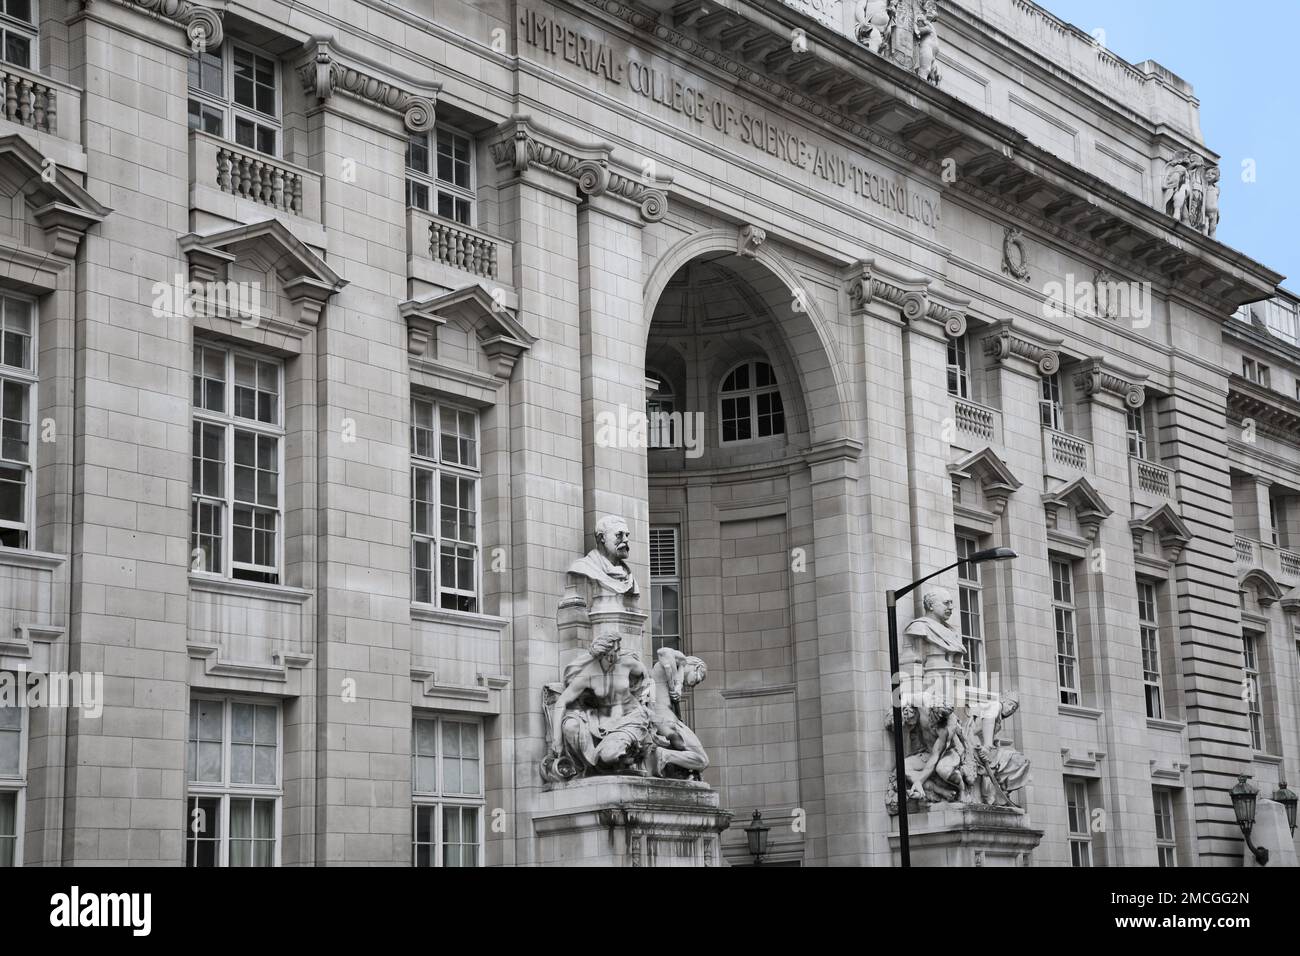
(180, 219, 343, 291)
(949, 446, 1022, 492)
(402, 285, 535, 381)
(1130, 503, 1192, 562)
(1042, 476, 1112, 518)
(179, 220, 345, 333)
(0, 133, 110, 268)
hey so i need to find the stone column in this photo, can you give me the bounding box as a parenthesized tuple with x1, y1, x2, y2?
(576, 190, 649, 619)
(980, 320, 1071, 866)
(62, 6, 194, 864)
(1072, 360, 1157, 865)
(490, 140, 586, 866)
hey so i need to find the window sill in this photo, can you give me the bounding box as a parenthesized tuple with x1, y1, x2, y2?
(1252, 751, 1283, 765)
(1146, 717, 1186, 734)
(0, 547, 65, 570)
(188, 573, 311, 605)
(1058, 703, 1103, 721)
(410, 604, 508, 633)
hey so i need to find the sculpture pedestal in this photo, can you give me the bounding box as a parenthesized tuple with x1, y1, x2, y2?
(533, 776, 732, 867)
(890, 803, 1043, 866)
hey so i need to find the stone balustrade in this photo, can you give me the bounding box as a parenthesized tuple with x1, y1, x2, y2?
(1129, 456, 1176, 507)
(408, 207, 513, 283)
(0, 62, 80, 141)
(952, 397, 1001, 446)
(1043, 427, 1092, 476)
(189, 130, 323, 223)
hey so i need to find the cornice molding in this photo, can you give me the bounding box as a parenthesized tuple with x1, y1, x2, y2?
(1073, 358, 1146, 409)
(1227, 376, 1300, 444)
(297, 36, 438, 133)
(488, 116, 667, 222)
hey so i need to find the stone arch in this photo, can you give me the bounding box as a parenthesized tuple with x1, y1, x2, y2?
(642, 228, 854, 447)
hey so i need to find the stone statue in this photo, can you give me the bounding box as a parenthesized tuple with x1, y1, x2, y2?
(1160, 158, 1188, 222)
(543, 517, 712, 783)
(564, 514, 639, 612)
(646, 648, 710, 779)
(886, 701, 976, 810)
(913, 1, 941, 86)
(542, 631, 656, 781)
(1160, 151, 1220, 235)
(855, 0, 899, 57)
(1202, 165, 1220, 239)
(904, 586, 965, 670)
(967, 694, 1030, 806)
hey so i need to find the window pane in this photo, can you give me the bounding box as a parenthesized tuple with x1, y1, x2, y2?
(3, 34, 30, 70)
(186, 796, 221, 867)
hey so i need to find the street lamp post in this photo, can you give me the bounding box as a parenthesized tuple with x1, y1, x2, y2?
(887, 546, 1016, 867)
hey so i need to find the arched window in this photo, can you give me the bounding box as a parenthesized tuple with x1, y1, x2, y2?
(719, 360, 784, 443)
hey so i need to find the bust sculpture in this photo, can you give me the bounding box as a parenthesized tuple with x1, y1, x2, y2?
(904, 586, 965, 670)
(564, 515, 639, 613)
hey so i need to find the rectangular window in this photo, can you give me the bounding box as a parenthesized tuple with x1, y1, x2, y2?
(191, 344, 283, 584)
(946, 334, 969, 399)
(650, 526, 681, 653)
(1268, 498, 1282, 547)
(646, 395, 676, 449)
(185, 697, 281, 867)
(1065, 778, 1092, 867)
(1053, 558, 1080, 706)
(956, 534, 984, 686)
(187, 43, 280, 157)
(1153, 787, 1177, 867)
(1138, 580, 1163, 720)
(1242, 630, 1264, 752)
(1126, 406, 1148, 460)
(0, 684, 23, 867)
(1039, 372, 1063, 431)
(406, 127, 475, 224)
(412, 715, 483, 867)
(410, 396, 480, 612)
(0, 295, 34, 550)
(0, 0, 35, 69)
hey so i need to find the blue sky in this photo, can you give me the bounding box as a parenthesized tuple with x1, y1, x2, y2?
(1039, 0, 1297, 289)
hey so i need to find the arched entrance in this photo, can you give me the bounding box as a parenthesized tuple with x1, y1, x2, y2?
(640, 234, 870, 866)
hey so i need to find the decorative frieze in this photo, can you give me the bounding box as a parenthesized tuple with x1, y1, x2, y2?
(489, 118, 668, 222)
(1072, 358, 1146, 409)
(297, 37, 438, 133)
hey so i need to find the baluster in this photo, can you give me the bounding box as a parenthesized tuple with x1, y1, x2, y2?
(291, 174, 303, 216)
(238, 155, 253, 200)
(5, 75, 17, 123)
(17, 78, 31, 126)
(32, 83, 45, 131)
(44, 87, 55, 135)
(470, 237, 482, 275)
(435, 224, 448, 264)
(455, 231, 467, 269)
(216, 148, 233, 192)
(488, 243, 498, 279)
(271, 165, 285, 210)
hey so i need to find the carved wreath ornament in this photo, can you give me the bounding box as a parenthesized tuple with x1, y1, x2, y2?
(1001, 226, 1030, 283)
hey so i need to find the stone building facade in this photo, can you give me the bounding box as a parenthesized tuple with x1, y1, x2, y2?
(0, 0, 1293, 866)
